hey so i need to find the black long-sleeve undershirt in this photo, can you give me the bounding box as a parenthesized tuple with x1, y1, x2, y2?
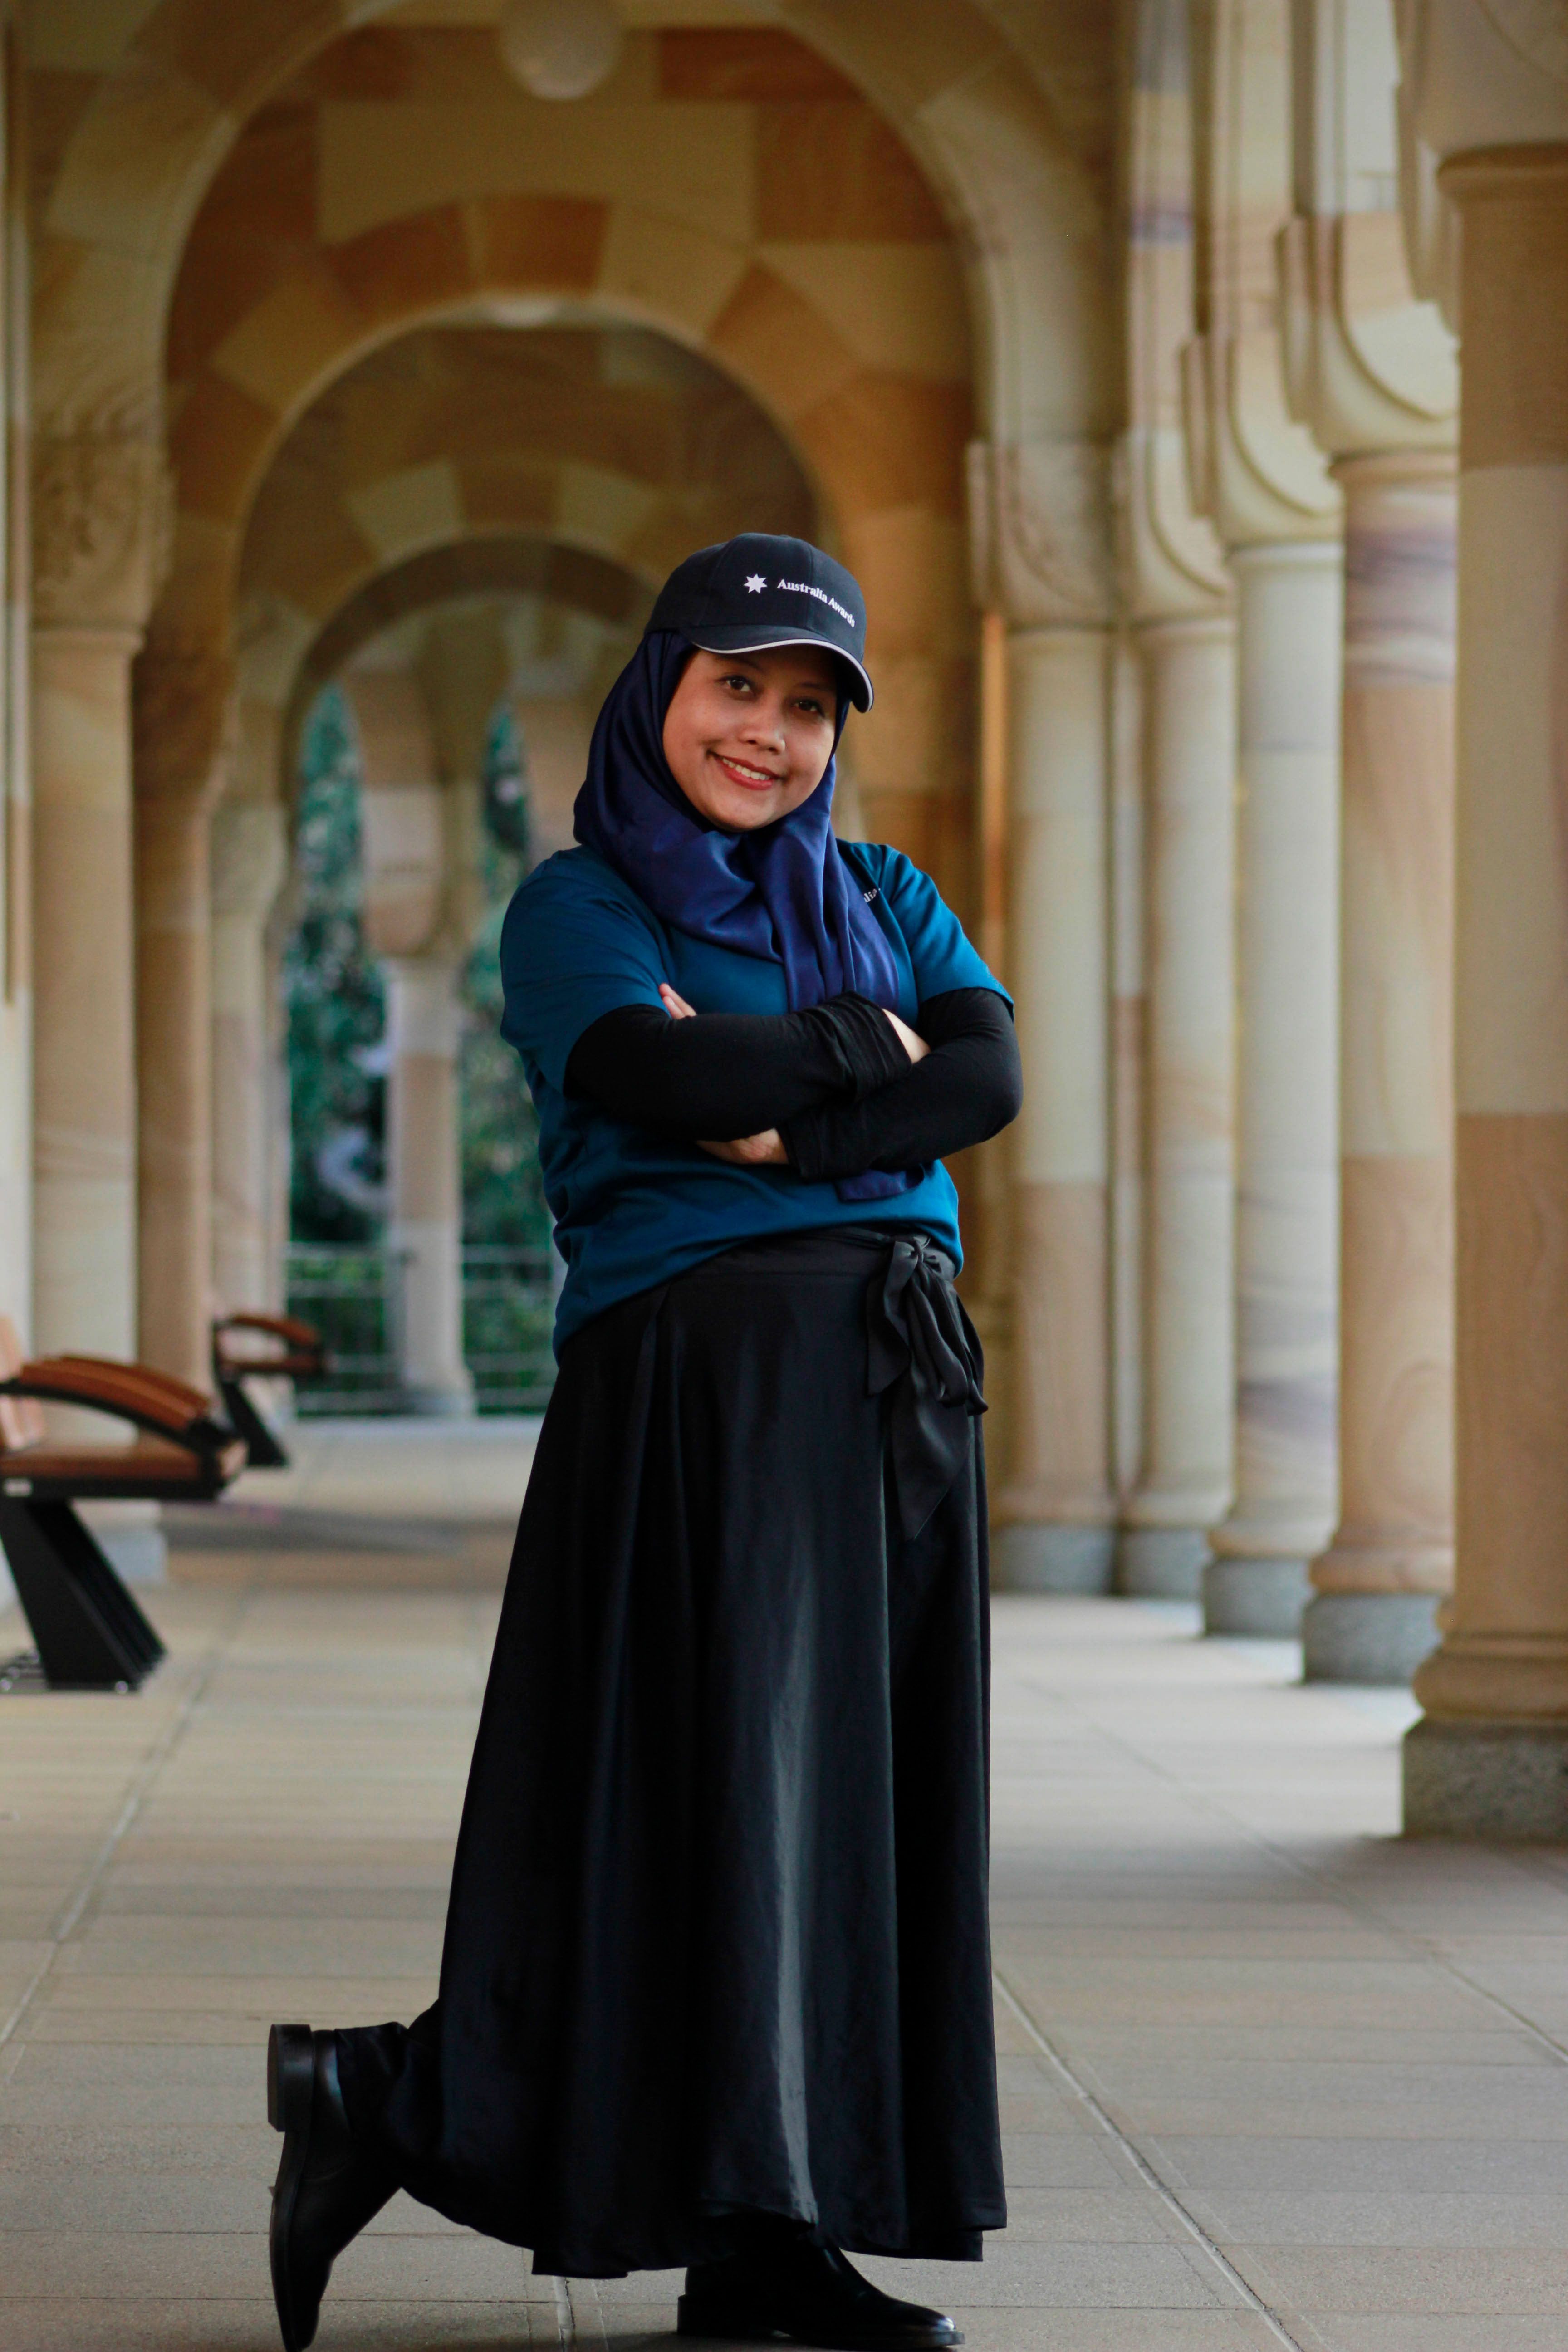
(564, 992, 909, 1138)
(564, 987, 1020, 1181)
(784, 990, 1020, 1181)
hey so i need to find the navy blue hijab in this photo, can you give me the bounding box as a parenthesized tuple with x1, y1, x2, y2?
(573, 630, 914, 1201)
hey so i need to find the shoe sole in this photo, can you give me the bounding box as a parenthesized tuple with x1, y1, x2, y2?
(676, 2300, 961, 2350)
(268, 2023, 317, 2352)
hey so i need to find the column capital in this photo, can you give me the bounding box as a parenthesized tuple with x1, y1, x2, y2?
(33, 432, 172, 636)
(1437, 138, 1568, 200)
(1397, 0, 1568, 321)
(965, 436, 1116, 627)
(1115, 426, 1232, 624)
(1181, 329, 1343, 552)
(1278, 212, 1456, 461)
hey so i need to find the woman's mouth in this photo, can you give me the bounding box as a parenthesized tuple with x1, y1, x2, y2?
(710, 752, 784, 790)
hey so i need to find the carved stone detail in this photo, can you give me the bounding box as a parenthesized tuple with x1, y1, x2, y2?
(1116, 426, 1231, 621)
(1181, 329, 1342, 551)
(1279, 212, 1457, 458)
(966, 437, 1115, 627)
(33, 433, 173, 634)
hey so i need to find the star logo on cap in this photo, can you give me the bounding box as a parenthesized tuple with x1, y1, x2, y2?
(744, 573, 765, 593)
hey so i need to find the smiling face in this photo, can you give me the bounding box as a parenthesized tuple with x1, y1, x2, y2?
(661, 646, 840, 832)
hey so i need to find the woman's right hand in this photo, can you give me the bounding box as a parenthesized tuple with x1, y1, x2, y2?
(884, 1008, 930, 1065)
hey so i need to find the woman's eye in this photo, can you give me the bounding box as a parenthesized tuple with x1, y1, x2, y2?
(796, 698, 825, 718)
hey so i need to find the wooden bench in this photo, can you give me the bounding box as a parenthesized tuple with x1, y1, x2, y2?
(0, 1318, 246, 1691)
(211, 1312, 327, 1470)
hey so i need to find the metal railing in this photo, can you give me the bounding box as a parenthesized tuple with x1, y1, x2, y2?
(458, 1243, 558, 1413)
(283, 1242, 557, 1416)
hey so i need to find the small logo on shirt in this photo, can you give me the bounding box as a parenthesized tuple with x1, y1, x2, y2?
(863, 887, 880, 904)
(744, 573, 766, 593)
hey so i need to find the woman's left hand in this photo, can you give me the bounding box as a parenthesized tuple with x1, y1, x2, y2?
(660, 982, 786, 1163)
(699, 1130, 788, 1166)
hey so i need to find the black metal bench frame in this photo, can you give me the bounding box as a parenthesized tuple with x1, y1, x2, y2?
(0, 1361, 243, 1692)
(211, 1313, 327, 1470)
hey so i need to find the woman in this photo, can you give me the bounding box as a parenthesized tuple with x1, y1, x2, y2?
(267, 534, 1022, 2352)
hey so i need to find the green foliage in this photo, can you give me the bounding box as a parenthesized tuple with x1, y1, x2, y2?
(284, 686, 555, 1256)
(461, 704, 553, 1250)
(285, 688, 387, 1244)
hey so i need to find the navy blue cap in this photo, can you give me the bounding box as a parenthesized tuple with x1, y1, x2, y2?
(645, 533, 872, 711)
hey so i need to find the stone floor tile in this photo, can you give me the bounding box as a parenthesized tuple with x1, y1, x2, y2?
(994, 2133, 1126, 2188)
(0, 2225, 554, 2302)
(853, 2243, 1229, 2307)
(935, 2320, 1291, 2350)
(1187, 2189, 1568, 2246)
(1092, 2085, 1568, 2139)
(8, 1582, 1568, 2343)
(33, 1973, 440, 2014)
(0, 2302, 564, 2348)
(1235, 2243, 1568, 2314)
(5, 2041, 273, 2083)
(1148, 2135, 1568, 2194)
(59, 1922, 444, 1973)
(1315, 2323, 1568, 2349)
(974, 2185, 1182, 2243)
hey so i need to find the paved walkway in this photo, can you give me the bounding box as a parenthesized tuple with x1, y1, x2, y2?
(3, 1573, 1567, 2350)
(225, 1417, 544, 1524)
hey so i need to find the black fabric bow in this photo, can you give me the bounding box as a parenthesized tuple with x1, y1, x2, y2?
(864, 1234, 986, 1541)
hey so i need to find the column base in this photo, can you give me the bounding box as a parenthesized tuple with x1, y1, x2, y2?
(1302, 1592, 1441, 1685)
(994, 1523, 1115, 1594)
(1114, 1526, 1208, 1599)
(1404, 1715, 1568, 1840)
(401, 1384, 475, 1420)
(1202, 1556, 1309, 1637)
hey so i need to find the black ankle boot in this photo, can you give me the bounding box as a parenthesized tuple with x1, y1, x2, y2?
(679, 2239, 962, 2348)
(268, 2023, 395, 2352)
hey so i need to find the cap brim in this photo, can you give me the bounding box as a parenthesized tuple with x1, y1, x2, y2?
(686, 627, 872, 712)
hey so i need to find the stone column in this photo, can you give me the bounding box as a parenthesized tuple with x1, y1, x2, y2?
(211, 795, 288, 1314)
(1403, 144, 1568, 1832)
(1184, 0, 1346, 1633)
(964, 610, 1016, 1491)
(384, 956, 471, 1417)
(995, 622, 1116, 1589)
(346, 651, 483, 1419)
(1204, 541, 1343, 1632)
(1107, 638, 1146, 1510)
(1305, 454, 1456, 1681)
(964, 436, 1118, 1586)
(1281, 0, 1462, 1681)
(30, 430, 168, 1364)
(1116, 0, 1239, 1595)
(31, 624, 141, 1359)
(136, 779, 215, 1384)
(1118, 615, 1237, 1594)
(133, 645, 236, 1387)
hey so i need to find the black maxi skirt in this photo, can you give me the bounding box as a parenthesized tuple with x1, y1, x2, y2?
(338, 1227, 1006, 2278)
